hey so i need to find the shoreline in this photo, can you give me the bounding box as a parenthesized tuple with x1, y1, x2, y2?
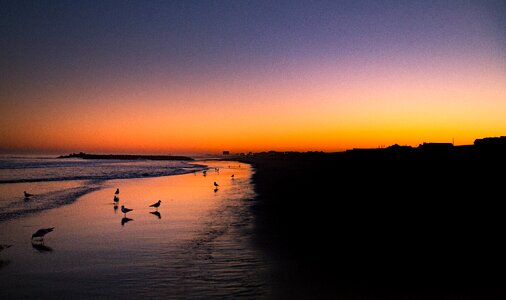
(0, 160, 272, 299)
(0, 160, 208, 223)
(3, 151, 506, 298)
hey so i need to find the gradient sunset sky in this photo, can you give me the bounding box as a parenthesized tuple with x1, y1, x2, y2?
(1, 1, 505, 154)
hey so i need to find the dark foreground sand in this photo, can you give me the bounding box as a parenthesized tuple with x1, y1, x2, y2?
(238, 150, 506, 299)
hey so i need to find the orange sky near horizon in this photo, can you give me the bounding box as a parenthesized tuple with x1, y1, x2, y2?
(1, 1, 505, 155)
(1, 56, 505, 155)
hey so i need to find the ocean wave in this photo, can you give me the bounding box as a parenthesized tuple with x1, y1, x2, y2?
(0, 159, 209, 222)
(0, 181, 103, 222)
(0, 161, 207, 184)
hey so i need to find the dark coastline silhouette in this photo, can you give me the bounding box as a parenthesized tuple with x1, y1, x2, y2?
(58, 152, 193, 161)
(235, 136, 506, 299)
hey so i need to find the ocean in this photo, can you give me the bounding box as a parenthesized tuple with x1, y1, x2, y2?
(0, 156, 206, 222)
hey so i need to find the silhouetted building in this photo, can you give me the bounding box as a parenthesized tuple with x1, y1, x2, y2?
(222, 151, 230, 155)
(346, 148, 381, 153)
(474, 136, 506, 147)
(386, 144, 413, 152)
(417, 142, 453, 156)
(418, 142, 453, 150)
(473, 137, 506, 158)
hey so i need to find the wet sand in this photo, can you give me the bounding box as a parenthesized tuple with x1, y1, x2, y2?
(0, 161, 272, 299)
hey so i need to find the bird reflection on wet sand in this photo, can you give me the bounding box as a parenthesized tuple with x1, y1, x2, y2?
(121, 217, 133, 226)
(113, 203, 118, 213)
(0, 244, 12, 252)
(150, 211, 161, 219)
(31, 242, 53, 252)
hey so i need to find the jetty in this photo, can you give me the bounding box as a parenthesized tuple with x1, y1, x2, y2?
(58, 152, 193, 161)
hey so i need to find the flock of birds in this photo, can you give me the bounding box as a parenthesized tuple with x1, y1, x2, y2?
(112, 188, 163, 226)
(0, 167, 238, 254)
(113, 188, 162, 218)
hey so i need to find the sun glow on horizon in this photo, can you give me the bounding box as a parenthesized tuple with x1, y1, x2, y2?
(1, 1, 505, 154)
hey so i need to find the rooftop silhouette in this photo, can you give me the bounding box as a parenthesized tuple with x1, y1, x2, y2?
(242, 135, 506, 160)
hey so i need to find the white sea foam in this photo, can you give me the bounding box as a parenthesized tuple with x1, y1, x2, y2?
(0, 157, 206, 183)
(0, 156, 206, 222)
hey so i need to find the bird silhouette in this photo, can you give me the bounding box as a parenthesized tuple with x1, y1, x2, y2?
(31, 227, 54, 241)
(149, 200, 161, 210)
(24, 191, 34, 198)
(231, 174, 235, 179)
(121, 205, 133, 217)
(214, 182, 219, 187)
(115, 188, 120, 195)
(113, 195, 119, 203)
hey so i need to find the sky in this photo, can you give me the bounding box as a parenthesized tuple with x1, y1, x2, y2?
(1, 0, 505, 154)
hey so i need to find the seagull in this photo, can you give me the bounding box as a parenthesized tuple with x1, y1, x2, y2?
(32, 227, 54, 240)
(149, 200, 161, 210)
(24, 191, 34, 198)
(115, 188, 120, 195)
(121, 205, 133, 217)
(0, 244, 12, 252)
(113, 195, 119, 203)
(203, 170, 207, 176)
(214, 182, 219, 187)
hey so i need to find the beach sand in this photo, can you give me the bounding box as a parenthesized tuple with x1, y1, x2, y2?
(0, 161, 272, 299)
